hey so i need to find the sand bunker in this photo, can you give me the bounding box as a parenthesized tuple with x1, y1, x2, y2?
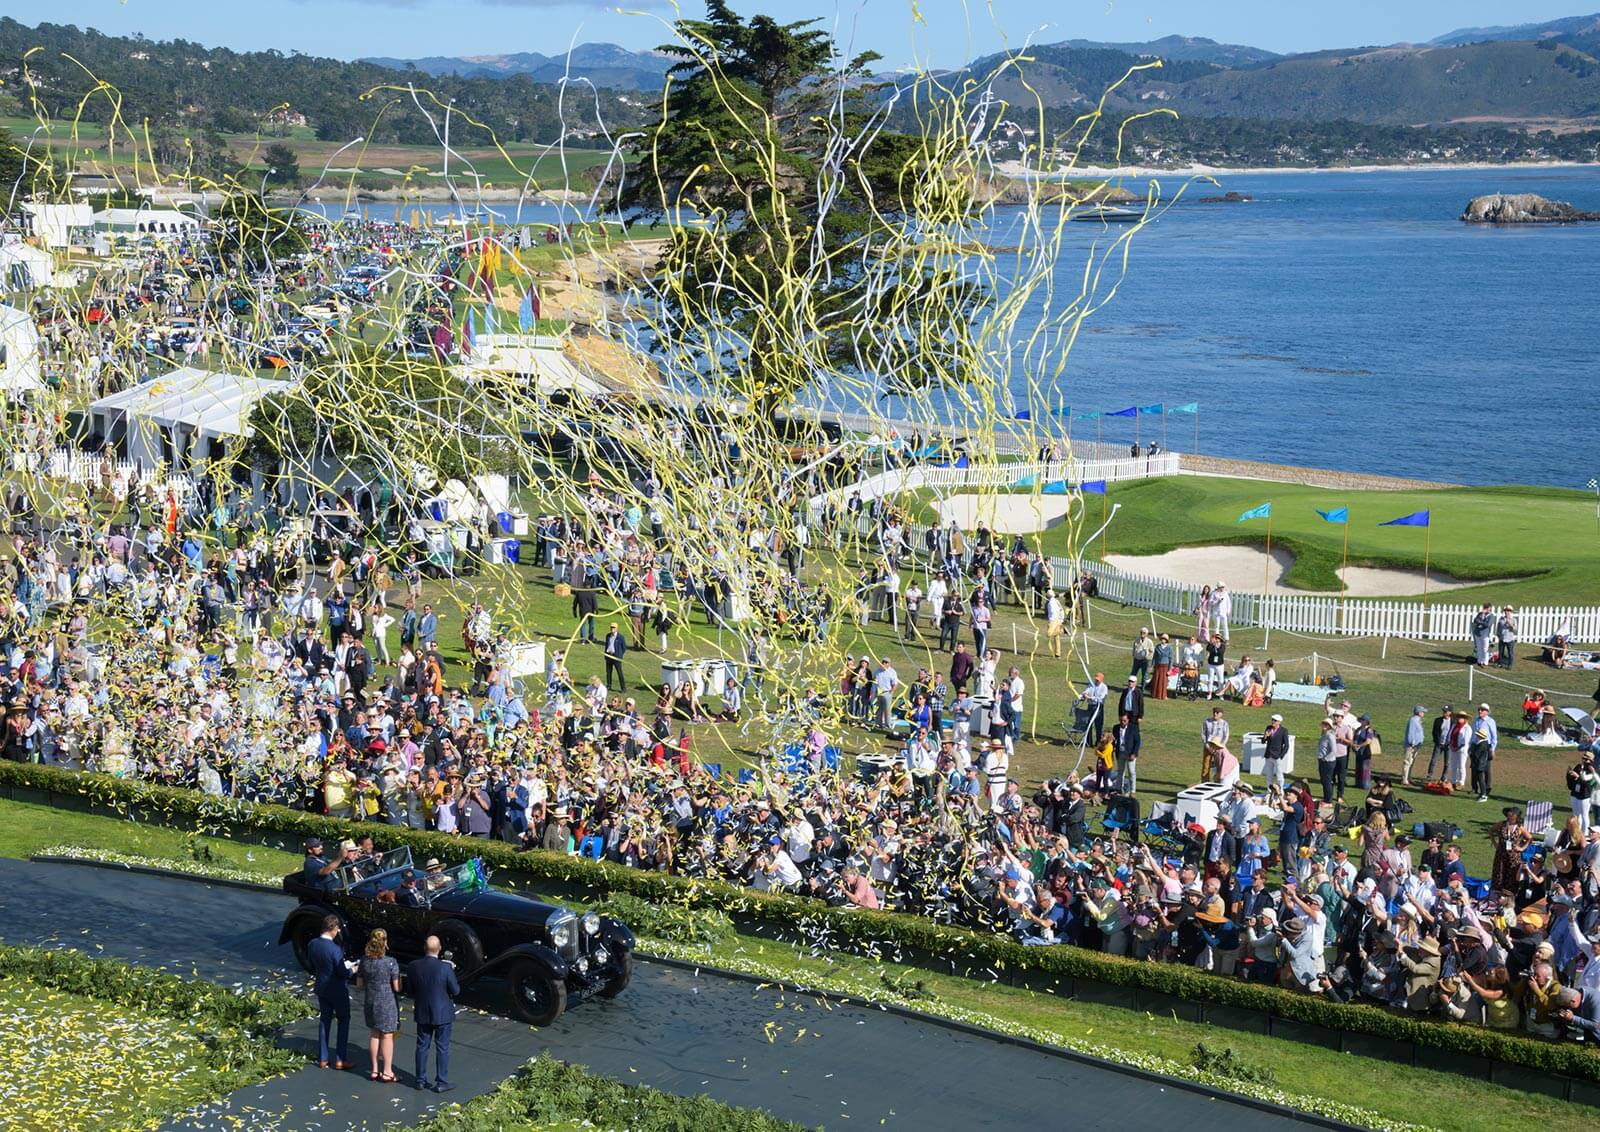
(936, 493, 1073, 535)
(1103, 546, 1504, 597)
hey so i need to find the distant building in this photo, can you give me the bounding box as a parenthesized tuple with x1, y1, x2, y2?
(93, 207, 202, 240)
(0, 239, 57, 288)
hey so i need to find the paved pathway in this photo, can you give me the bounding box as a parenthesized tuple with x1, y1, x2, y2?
(0, 859, 1316, 1131)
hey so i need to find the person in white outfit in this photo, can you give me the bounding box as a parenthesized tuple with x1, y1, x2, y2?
(1210, 584, 1232, 642)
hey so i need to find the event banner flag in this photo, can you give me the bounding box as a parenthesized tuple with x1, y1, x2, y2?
(1170, 402, 1199, 413)
(1237, 502, 1272, 522)
(1139, 403, 1164, 415)
(1379, 510, 1431, 527)
(1316, 507, 1349, 523)
(1080, 480, 1108, 495)
(1106, 406, 1138, 418)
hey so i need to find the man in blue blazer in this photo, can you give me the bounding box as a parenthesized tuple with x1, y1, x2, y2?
(407, 934, 461, 1091)
(308, 914, 354, 1069)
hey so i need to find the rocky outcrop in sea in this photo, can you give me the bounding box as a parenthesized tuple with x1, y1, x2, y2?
(1461, 192, 1600, 224)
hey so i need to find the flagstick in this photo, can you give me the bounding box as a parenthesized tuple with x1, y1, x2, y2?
(1161, 406, 1168, 451)
(1101, 491, 1109, 557)
(1264, 514, 1272, 595)
(1422, 521, 1432, 610)
(1339, 519, 1349, 625)
(1096, 416, 1102, 458)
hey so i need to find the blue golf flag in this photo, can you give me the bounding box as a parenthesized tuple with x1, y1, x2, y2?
(1011, 474, 1037, 489)
(1080, 480, 1107, 495)
(1014, 409, 1032, 421)
(1380, 510, 1430, 527)
(1042, 480, 1069, 495)
(1074, 412, 1101, 421)
(1237, 502, 1272, 522)
(1140, 403, 1163, 415)
(518, 288, 535, 333)
(1170, 402, 1199, 414)
(1316, 507, 1348, 523)
(1106, 405, 1138, 418)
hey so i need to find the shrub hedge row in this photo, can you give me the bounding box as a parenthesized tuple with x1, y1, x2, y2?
(6, 759, 1599, 1084)
(404, 1053, 811, 1132)
(0, 940, 310, 1035)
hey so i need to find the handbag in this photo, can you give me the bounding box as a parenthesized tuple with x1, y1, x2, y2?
(1368, 734, 1383, 758)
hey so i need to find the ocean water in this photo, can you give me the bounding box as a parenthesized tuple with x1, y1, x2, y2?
(977, 167, 1600, 488)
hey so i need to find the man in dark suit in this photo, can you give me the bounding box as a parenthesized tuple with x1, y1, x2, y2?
(408, 934, 461, 1092)
(602, 623, 627, 691)
(1203, 816, 1238, 879)
(308, 913, 353, 1069)
(1118, 676, 1145, 722)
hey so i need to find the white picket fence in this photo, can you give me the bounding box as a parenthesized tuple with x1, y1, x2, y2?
(1074, 560, 1600, 645)
(20, 446, 196, 503)
(814, 453, 1180, 512)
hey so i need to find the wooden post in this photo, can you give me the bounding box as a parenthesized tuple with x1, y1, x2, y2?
(1263, 514, 1273, 595)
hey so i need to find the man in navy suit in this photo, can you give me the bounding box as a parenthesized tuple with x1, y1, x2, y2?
(408, 934, 461, 1091)
(307, 913, 354, 1069)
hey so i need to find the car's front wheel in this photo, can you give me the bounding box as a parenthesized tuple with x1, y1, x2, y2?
(597, 950, 633, 998)
(507, 960, 567, 1026)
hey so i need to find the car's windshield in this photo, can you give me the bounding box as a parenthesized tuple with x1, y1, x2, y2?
(338, 845, 413, 890)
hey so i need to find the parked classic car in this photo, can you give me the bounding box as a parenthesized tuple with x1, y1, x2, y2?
(278, 846, 634, 1025)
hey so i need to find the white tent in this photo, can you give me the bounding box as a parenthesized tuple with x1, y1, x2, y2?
(21, 202, 94, 249)
(0, 304, 42, 394)
(0, 241, 55, 288)
(89, 366, 293, 471)
(453, 332, 606, 397)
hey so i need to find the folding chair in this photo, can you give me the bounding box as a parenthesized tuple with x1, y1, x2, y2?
(1524, 800, 1553, 839)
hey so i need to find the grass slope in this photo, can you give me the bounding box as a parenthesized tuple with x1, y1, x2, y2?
(1033, 475, 1600, 605)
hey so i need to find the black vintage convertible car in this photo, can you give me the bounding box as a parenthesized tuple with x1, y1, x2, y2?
(278, 847, 634, 1025)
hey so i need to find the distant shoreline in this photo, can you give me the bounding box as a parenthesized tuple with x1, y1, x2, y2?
(999, 159, 1600, 181)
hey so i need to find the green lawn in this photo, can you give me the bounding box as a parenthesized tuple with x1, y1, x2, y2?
(0, 978, 240, 1131)
(1033, 476, 1600, 605)
(0, 797, 300, 877)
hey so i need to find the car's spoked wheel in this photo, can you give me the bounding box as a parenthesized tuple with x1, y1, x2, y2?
(507, 960, 567, 1026)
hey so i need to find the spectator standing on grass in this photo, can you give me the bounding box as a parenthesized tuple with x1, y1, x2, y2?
(1201, 706, 1228, 782)
(1496, 606, 1518, 669)
(1082, 672, 1109, 747)
(1401, 705, 1426, 786)
(1470, 603, 1494, 666)
(873, 658, 900, 729)
(1203, 633, 1226, 699)
(970, 593, 992, 656)
(1261, 713, 1289, 793)
(1210, 584, 1232, 642)
(1470, 702, 1499, 802)
(1045, 590, 1065, 658)
(1112, 710, 1140, 794)
(1150, 633, 1172, 699)
(1569, 751, 1600, 834)
(1130, 628, 1154, 686)
(1316, 719, 1338, 803)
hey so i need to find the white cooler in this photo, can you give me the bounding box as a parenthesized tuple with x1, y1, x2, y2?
(1174, 782, 1234, 833)
(1242, 732, 1296, 776)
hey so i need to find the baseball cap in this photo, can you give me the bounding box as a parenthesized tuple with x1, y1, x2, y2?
(1270, 714, 1283, 722)
(304, 836, 323, 849)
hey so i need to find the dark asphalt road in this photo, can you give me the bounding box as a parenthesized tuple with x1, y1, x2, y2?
(0, 859, 1315, 1131)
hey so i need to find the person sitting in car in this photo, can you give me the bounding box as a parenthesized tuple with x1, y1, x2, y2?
(421, 857, 451, 893)
(301, 836, 347, 894)
(395, 868, 426, 907)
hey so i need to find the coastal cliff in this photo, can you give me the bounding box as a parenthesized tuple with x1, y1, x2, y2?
(1461, 192, 1600, 224)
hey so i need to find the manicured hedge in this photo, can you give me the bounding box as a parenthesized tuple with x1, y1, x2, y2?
(405, 1053, 811, 1132)
(0, 941, 309, 1035)
(6, 759, 1599, 1085)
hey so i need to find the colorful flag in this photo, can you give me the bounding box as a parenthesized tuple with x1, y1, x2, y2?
(1106, 406, 1138, 418)
(1080, 480, 1107, 495)
(461, 316, 474, 359)
(1139, 403, 1163, 415)
(1237, 502, 1272, 522)
(1316, 507, 1348, 523)
(518, 288, 535, 333)
(1042, 480, 1070, 495)
(1380, 510, 1430, 527)
(1014, 409, 1032, 421)
(1011, 474, 1037, 489)
(1074, 411, 1101, 421)
(1170, 402, 1199, 414)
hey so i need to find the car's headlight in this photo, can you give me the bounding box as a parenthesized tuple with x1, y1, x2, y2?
(581, 911, 601, 936)
(550, 911, 577, 952)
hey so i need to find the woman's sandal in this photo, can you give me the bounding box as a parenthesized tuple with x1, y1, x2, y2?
(369, 1072, 381, 1081)
(380, 1073, 399, 1083)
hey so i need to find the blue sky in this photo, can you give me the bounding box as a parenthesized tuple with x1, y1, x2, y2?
(1, 1, 1592, 69)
